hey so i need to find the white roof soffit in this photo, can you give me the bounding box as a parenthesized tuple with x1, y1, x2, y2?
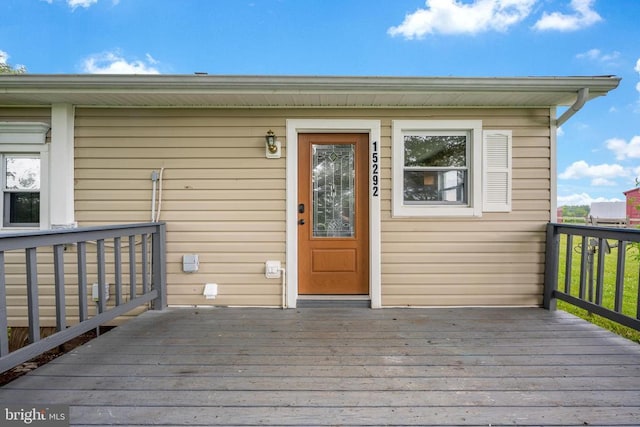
(0, 74, 621, 108)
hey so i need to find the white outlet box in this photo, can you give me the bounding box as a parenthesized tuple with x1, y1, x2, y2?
(183, 254, 199, 273)
(92, 283, 110, 302)
(265, 260, 281, 279)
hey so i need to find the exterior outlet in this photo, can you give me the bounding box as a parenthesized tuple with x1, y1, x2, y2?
(265, 261, 281, 279)
(92, 283, 110, 302)
(182, 254, 199, 273)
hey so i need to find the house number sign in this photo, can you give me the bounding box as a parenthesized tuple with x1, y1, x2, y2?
(372, 140, 379, 197)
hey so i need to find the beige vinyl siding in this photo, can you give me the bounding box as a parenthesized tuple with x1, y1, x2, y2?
(380, 109, 550, 306)
(74, 108, 287, 307)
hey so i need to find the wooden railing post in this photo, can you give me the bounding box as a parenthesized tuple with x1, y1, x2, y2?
(152, 222, 167, 310)
(543, 223, 560, 310)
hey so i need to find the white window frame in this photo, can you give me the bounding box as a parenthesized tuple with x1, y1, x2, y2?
(392, 120, 482, 217)
(0, 123, 50, 230)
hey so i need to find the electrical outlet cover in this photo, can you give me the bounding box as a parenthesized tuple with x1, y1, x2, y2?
(265, 260, 281, 279)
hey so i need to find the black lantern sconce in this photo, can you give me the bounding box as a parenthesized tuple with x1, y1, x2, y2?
(265, 129, 281, 158)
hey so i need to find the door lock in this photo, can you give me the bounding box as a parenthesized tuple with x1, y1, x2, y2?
(298, 219, 305, 225)
(298, 203, 305, 214)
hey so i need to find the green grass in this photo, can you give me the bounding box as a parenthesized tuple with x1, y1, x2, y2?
(557, 234, 640, 343)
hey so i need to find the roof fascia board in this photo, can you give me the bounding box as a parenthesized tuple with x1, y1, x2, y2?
(0, 74, 621, 94)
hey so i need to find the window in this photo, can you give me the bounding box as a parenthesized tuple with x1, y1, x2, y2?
(393, 120, 482, 217)
(0, 122, 50, 229)
(3, 155, 41, 227)
(393, 120, 513, 217)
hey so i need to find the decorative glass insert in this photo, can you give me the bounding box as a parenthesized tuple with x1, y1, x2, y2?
(312, 144, 355, 238)
(403, 134, 468, 204)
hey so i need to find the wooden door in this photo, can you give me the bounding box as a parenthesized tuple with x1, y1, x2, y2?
(298, 133, 369, 295)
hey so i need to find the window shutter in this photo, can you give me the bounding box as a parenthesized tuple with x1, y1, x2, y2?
(482, 130, 512, 212)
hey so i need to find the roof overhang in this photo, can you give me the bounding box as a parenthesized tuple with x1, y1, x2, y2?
(0, 74, 621, 108)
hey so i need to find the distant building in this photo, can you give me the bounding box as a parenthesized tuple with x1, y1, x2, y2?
(624, 187, 640, 226)
(588, 201, 627, 227)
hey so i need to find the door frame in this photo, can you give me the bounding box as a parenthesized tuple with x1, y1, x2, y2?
(286, 119, 381, 308)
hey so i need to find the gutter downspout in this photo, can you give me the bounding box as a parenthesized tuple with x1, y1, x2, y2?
(556, 87, 589, 127)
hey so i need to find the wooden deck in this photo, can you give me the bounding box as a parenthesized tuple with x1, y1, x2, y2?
(1, 307, 639, 426)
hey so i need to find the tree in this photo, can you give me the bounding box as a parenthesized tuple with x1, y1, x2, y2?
(0, 51, 26, 74)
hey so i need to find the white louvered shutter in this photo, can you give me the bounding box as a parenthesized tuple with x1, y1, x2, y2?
(482, 130, 512, 212)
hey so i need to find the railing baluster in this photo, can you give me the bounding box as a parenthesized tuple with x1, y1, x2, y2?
(0, 252, 8, 356)
(77, 241, 88, 322)
(97, 239, 107, 314)
(579, 237, 588, 299)
(637, 263, 640, 320)
(25, 247, 40, 344)
(564, 234, 573, 293)
(595, 238, 606, 305)
(142, 234, 149, 294)
(53, 244, 66, 332)
(129, 235, 137, 299)
(614, 240, 626, 313)
(114, 237, 122, 306)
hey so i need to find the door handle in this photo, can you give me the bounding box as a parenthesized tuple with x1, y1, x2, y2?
(298, 219, 305, 225)
(298, 203, 305, 214)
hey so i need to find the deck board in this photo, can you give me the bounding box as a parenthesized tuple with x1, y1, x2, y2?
(1, 307, 639, 426)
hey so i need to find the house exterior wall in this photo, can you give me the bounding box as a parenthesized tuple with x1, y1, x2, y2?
(1, 106, 551, 325)
(74, 107, 550, 308)
(625, 188, 640, 225)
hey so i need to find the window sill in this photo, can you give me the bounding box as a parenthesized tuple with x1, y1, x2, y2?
(392, 204, 482, 218)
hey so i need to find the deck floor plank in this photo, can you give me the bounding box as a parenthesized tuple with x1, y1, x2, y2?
(1, 307, 639, 426)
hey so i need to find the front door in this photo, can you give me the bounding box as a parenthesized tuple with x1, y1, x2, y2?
(298, 133, 369, 295)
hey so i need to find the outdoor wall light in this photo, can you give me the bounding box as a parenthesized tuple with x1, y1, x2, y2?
(265, 129, 281, 158)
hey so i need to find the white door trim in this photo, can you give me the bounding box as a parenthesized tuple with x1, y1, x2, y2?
(286, 119, 382, 308)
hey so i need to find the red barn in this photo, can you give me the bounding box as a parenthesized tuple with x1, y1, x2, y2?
(624, 187, 640, 226)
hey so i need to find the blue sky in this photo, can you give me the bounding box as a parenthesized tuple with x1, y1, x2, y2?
(1, 0, 639, 206)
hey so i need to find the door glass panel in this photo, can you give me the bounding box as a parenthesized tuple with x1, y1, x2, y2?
(312, 144, 355, 238)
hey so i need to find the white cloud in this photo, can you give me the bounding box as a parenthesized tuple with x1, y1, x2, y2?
(42, 0, 120, 9)
(576, 48, 620, 64)
(67, 0, 98, 9)
(0, 50, 8, 64)
(534, 0, 602, 31)
(557, 126, 565, 137)
(558, 192, 622, 206)
(606, 136, 640, 160)
(82, 51, 160, 74)
(387, 0, 536, 39)
(559, 160, 628, 186)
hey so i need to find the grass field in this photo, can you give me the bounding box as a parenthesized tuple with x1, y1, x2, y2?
(557, 234, 640, 343)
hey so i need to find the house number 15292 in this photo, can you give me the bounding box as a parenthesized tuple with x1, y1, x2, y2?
(372, 140, 379, 197)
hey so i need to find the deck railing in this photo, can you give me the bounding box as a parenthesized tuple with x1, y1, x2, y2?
(0, 222, 166, 373)
(544, 222, 640, 331)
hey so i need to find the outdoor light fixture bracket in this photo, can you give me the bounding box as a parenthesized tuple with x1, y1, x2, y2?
(265, 129, 281, 158)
